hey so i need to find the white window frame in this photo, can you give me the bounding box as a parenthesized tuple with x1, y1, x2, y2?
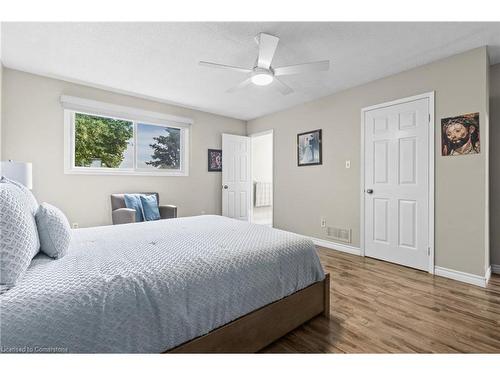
(62, 96, 191, 176)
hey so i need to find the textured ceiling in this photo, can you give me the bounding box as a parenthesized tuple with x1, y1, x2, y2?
(2, 22, 500, 120)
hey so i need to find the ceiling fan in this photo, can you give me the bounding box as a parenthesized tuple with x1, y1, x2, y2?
(199, 33, 330, 95)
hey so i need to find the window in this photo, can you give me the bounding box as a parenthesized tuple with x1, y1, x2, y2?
(74, 113, 134, 169)
(62, 96, 190, 176)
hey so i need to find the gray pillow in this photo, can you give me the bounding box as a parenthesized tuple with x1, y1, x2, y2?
(0, 183, 40, 292)
(0, 176, 38, 215)
(36, 203, 72, 259)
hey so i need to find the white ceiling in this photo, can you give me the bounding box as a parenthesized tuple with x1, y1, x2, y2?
(2, 22, 500, 120)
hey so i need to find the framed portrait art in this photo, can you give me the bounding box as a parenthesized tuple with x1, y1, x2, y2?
(208, 149, 222, 172)
(297, 129, 322, 166)
(441, 113, 480, 156)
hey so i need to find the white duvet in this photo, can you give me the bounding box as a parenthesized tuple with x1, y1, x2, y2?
(0, 215, 324, 353)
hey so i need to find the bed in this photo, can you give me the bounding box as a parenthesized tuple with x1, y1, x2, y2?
(0, 215, 328, 353)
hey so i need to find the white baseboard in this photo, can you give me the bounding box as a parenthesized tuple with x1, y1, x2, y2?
(309, 235, 492, 288)
(434, 266, 489, 288)
(310, 236, 361, 256)
(492, 264, 500, 275)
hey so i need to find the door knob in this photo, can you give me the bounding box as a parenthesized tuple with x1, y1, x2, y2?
(366, 189, 373, 194)
(223, 185, 228, 189)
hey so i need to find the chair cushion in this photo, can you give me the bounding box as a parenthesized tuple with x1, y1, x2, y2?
(140, 194, 161, 221)
(35, 203, 72, 259)
(0, 176, 38, 214)
(123, 194, 144, 222)
(0, 183, 40, 293)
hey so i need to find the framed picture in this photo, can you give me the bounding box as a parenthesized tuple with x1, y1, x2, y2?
(297, 129, 322, 166)
(208, 149, 222, 172)
(441, 112, 480, 156)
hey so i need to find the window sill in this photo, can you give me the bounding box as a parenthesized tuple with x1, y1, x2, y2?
(64, 168, 188, 177)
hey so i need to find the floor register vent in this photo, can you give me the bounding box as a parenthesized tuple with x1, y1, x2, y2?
(327, 227, 352, 243)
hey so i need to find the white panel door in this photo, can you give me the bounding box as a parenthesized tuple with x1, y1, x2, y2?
(364, 98, 430, 271)
(222, 133, 251, 221)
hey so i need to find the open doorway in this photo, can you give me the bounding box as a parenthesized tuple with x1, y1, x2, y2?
(250, 130, 273, 227)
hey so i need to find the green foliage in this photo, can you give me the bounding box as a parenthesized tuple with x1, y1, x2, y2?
(74, 113, 133, 168)
(146, 128, 181, 169)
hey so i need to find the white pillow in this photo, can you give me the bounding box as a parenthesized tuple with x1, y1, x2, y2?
(0, 176, 38, 214)
(0, 183, 40, 292)
(36, 203, 72, 259)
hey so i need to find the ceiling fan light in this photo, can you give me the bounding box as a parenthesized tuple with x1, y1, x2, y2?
(251, 73, 273, 86)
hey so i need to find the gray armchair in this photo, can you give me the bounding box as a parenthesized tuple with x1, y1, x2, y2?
(110, 192, 177, 225)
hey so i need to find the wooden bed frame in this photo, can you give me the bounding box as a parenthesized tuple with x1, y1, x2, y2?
(167, 273, 330, 353)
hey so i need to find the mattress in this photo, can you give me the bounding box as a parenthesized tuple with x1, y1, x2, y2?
(0, 215, 324, 353)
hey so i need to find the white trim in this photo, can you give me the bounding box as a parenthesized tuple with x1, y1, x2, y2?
(311, 232, 492, 288)
(60, 95, 193, 126)
(249, 129, 274, 138)
(360, 110, 365, 257)
(362, 92, 435, 112)
(485, 266, 491, 284)
(428, 92, 435, 274)
(63, 110, 72, 175)
(248, 129, 274, 228)
(310, 236, 362, 256)
(360, 92, 435, 273)
(434, 266, 490, 288)
(63, 168, 189, 177)
(492, 264, 500, 274)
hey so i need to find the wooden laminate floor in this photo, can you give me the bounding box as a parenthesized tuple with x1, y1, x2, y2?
(261, 247, 500, 353)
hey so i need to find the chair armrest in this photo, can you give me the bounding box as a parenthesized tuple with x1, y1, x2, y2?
(112, 208, 136, 225)
(159, 205, 177, 219)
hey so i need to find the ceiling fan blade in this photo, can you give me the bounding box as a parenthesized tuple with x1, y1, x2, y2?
(273, 78, 293, 95)
(257, 33, 279, 69)
(274, 60, 330, 76)
(199, 61, 252, 74)
(226, 78, 252, 93)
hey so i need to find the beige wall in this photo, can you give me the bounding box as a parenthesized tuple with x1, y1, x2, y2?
(248, 47, 490, 277)
(490, 63, 500, 267)
(1, 68, 246, 227)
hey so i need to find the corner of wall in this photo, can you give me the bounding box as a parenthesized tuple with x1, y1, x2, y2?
(485, 53, 491, 275)
(244, 120, 250, 136)
(489, 63, 500, 268)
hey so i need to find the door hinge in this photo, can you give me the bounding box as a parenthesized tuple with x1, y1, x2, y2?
(428, 247, 431, 256)
(428, 114, 431, 123)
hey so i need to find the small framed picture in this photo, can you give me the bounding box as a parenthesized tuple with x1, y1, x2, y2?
(297, 129, 322, 166)
(441, 113, 480, 156)
(208, 149, 222, 172)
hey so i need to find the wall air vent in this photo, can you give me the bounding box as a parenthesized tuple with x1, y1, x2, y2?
(326, 227, 352, 243)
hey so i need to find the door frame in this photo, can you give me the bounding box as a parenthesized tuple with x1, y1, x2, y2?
(248, 129, 274, 227)
(360, 92, 435, 274)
